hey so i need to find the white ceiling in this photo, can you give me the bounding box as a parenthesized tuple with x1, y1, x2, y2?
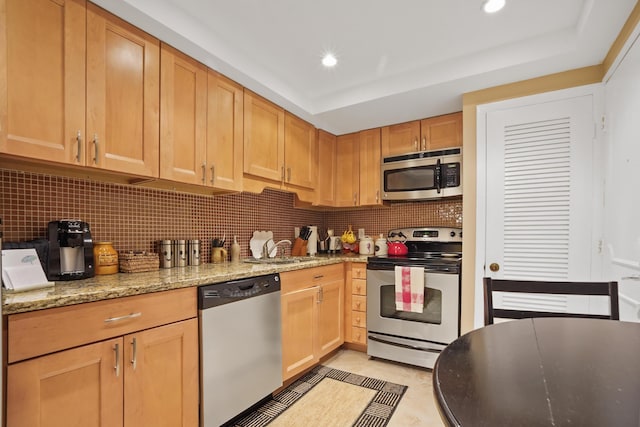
(93, 0, 637, 135)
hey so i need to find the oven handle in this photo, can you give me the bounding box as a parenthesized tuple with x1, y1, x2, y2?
(435, 158, 442, 194)
(368, 334, 442, 354)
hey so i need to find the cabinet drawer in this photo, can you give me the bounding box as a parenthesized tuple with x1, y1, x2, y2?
(352, 312, 366, 328)
(352, 263, 366, 280)
(281, 263, 344, 294)
(352, 295, 367, 312)
(352, 278, 366, 296)
(351, 327, 367, 345)
(8, 287, 197, 363)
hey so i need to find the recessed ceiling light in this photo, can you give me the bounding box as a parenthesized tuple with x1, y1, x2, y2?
(483, 0, 505, 13)
(322, 53, 337, 68)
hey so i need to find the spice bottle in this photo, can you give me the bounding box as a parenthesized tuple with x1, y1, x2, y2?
(231, 236, 241, 262)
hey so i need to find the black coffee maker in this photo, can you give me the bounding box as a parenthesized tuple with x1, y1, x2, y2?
(47, 220, 95, 281)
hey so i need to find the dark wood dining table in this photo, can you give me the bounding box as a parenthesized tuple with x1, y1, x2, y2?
(433, 317, 640, 427)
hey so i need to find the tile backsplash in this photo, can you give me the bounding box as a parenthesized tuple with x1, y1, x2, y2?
(1, 169, 462, 260)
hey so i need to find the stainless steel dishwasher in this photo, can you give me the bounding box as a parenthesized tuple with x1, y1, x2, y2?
(199, 273, 282, 426)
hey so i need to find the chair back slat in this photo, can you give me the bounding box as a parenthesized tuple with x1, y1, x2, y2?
(484, 277, 619, 325)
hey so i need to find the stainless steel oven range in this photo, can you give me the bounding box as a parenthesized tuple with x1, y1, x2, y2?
(367, 227, 462, 369)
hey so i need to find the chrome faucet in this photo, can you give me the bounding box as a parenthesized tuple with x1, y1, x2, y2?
(262, 239, 292, 259)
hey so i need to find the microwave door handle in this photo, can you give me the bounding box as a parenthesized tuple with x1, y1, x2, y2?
(435, 158, 442, 193)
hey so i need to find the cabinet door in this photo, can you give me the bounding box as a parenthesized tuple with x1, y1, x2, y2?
(160, 44, 207, 185)
(207, 70, 244, 191)
(243, 90, 284, 182)
(381, 120, 420, 157)
(318, 279, 344, 357)
(0, 0, 86, 164)
(124, 318, 199, 427)
(281, 286, 319, 380)
(284, 112, 317, 189)
(316, 130, 337, 206)
(359, 128, 382, 206)
(420, 112, 462, 150)
(334, 132, 360, 207)
(7, 338, 123, 427)
(86, 3, 159, 177)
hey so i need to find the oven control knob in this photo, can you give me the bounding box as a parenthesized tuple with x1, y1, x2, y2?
(450, 231, 456, 238)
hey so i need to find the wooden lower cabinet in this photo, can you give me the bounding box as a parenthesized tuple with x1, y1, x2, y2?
(280, 264, 344, 380)
(6, 288, 199, 427)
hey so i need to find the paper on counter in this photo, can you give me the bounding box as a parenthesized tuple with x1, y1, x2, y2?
(2, 249, 54, 292)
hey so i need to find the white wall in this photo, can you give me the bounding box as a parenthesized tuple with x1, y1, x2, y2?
(603, 30, 640, 322)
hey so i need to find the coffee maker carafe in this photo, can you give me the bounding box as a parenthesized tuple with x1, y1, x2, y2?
(47, 220, 95, 281)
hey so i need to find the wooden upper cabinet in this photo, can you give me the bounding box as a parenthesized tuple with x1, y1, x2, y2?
(207, 71, 244, 191)
(284, 112, 316, 190)
(420, 112, 462, 150)
(334, 132, 360, 207)
(160, 43, 207, 185)
(381, 120, 420, 157)
(316, 130, 337, 206)
(86, 3, 160, 177)
(381, 112, 462, 157)
(0, 0, 86, 164)
(243, 90, 285, 182)
(359, 128, 382, 206)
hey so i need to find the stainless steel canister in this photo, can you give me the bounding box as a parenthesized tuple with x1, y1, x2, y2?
(176, 240, 187, 267)
(187, 239, 200, 266)
(159, 240, 172, 269)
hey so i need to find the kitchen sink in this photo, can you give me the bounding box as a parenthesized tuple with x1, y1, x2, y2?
(243, 256, 315, 265)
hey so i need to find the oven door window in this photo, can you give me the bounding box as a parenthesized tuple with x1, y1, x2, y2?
(384, 165, 437, 192)
(379, 285, 442, 324)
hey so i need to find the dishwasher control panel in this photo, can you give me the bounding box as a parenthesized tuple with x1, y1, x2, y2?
(198, 273, 280, 309)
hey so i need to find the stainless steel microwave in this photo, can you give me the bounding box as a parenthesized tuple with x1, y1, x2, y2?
(381, 148, 462, 201)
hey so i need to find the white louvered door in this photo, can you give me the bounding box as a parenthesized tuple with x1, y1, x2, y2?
(484, 93, 602, 315)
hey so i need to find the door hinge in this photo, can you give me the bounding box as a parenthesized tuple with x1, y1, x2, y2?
(601, 115, 606, 132)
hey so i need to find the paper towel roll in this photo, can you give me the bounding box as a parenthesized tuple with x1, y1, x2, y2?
(307, 226, 318, 256)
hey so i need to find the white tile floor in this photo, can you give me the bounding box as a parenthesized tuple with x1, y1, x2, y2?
(324, 349, 445, 427)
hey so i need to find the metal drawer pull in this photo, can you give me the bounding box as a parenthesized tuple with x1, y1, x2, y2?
(104, 312, 142, 323)
(131, 337, 137, 370)
(210, 165, 215, 184)
(114, 343, 120, 377)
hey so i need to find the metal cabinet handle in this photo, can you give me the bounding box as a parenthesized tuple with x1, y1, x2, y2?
(104, 312, 142, 323)
(319, 286, 324, 303)
(313, 274, 324, 280)
(76, 130, 82, 162)
(114, 343, 120, 377)
(93, 133, 99, 164)
(422, 137, 426, 151)
(414, 138, 418, 151)
(376, 189, 379, 203)
(489, 263, 500, 272)
(317, 288, 321, 304)
(287, 167, 291, 182)
(353, 192, 358, 206)
(210, 166, 215, 184)
(356, 301, 361, 309)
(131, 337, 137, 370)
(201, 163, 206, 184)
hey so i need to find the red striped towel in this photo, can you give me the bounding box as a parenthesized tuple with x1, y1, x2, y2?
(395, 266, 424, 313)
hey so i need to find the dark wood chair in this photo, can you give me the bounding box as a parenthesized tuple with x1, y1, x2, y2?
(483, 277, 620, 325)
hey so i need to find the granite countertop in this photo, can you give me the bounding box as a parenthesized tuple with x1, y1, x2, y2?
(2, 254, 368, 315)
